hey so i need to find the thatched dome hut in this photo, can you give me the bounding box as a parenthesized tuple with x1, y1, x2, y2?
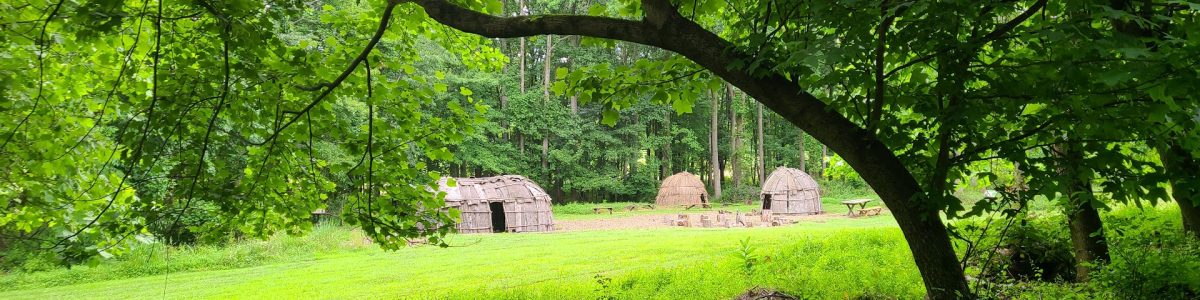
(760, 167, 823, 215)
(439, 175, 554, 233)
(656, 171, 710, 207)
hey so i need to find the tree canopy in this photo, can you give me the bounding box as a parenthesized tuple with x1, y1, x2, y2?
(3, 0, 1199, 298)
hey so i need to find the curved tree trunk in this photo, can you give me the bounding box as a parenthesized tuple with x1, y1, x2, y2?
(411, 1, 970, 297)
(1159, 141, 1200, 238)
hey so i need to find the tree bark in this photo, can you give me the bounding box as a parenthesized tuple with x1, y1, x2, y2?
(708, 88, 722, 199)
(541, 35, 554, 174)
(663, 110, 672, 176)
(1158, 141, 1200, 238)
(798, 130, 807, 173)
(410, 1, 970, 297)
(726, 83, 740, 188)
(1053, 143, 1110, 281)
(756, 102, 764, 183)
(819, 145, 826, 178)
(517, 0, 527, 93)
(543, 36, 554, 103)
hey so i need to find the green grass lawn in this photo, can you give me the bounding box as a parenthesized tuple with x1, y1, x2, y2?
(0, 215, 919, 299)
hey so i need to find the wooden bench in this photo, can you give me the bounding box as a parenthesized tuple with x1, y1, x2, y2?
(625, 205, 638, 211)
(683, 204, 698, 210)
(592, 207, 614, 214)
(858, 206, 884, 216)
(643, 204, 655, 210)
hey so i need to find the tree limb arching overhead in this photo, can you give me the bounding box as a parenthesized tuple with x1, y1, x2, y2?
(408, 0, 970, 297)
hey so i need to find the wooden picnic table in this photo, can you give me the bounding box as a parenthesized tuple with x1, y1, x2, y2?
(592, 207, 614, 214)
(841, 199, 872, 217)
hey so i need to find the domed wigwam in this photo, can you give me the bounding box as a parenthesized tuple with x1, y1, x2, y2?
(760, 167, 823, 215)
(438, 175, 555, 233)
(655, 171, 710, 207)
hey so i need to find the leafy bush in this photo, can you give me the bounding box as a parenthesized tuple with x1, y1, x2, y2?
(1092, 207, 1200, 299)
(146, 200, 225, 245)
(954, 213, 1074, 290)
(999, 217, 1076, 282)
(719, 185, 761, 204)
(818, 178, 872, 199)
(963, 206, 1200, 299)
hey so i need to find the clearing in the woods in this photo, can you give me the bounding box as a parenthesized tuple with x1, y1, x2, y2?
(1, 197, 927, 299)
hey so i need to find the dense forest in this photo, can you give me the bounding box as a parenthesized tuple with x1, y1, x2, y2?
(3, 0, 1200, 298)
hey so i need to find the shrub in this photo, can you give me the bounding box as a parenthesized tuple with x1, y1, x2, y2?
(1000, 217, 1076, 282)
(818, 178, 873, 199)
(1092, 207, 1200, 299)
(719, 185, 761, 204)
(954, 213, 1074, 288)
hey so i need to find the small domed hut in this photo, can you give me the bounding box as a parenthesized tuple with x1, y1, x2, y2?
(760, 167, 823, 215)
(439, 175, 555, 233)
(655, 171, 710, 207)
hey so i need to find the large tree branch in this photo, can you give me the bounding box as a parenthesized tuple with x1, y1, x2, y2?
(413, 0, 655, 41)
(408, 1, 970, 297)
(409, 0, 921, 211)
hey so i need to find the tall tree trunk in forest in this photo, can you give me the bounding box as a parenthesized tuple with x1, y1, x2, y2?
(1053, 142, 1110, 281)
(1106, 0, 1200, 239)
(543, 36, 554, 103)
(517, 0, 527, 93)
(708, 88, 722, 199)
(663, 111, 672, 177)
(819, 145, 827, 178)
(541, 35, 554, 174)
(798, 130, 807, 173)
(1013, 162, 1025, 190)
(726, 83, 740, 189)
(756, 102, 764, 184)
(1158, 141, 1200, 238)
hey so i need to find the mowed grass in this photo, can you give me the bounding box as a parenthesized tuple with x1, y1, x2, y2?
(1, 216, 920, 299)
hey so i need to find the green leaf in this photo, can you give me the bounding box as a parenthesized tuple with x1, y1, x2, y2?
(601, 107, 619, 126)
(588, 3, 606, 15)
(550, 81, 567, 95)
(485, 0, 503, 14)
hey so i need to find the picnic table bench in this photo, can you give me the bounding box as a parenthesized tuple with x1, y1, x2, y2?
(841, 199, 872, 217)
(858, 206, 884, 216)
(624, 204, 656, 211)
(592, 207, 614, 214)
